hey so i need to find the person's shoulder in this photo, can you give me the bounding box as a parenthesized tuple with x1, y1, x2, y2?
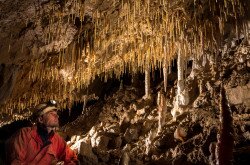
(18, 126, 34, 133)
(53, 132, 67, 142)
(52, 132, 68, 147)
(11, 126, 33, 137)
(6, 126, 34, 143)
(19, 126, 33, 131)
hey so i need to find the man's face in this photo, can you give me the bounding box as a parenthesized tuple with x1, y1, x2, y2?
(39, 110, 59, 128)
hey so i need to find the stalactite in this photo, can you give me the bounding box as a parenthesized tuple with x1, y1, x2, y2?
(177, 45, 184, 105)
(216, 86, 234, 165)
(163, 47, 168, 93)
(1, 0, 247, 116)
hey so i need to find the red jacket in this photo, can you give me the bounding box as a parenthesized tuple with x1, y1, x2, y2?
(5, 126, 78, 165)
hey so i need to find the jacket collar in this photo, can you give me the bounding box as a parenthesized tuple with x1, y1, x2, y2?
(30, 125, 55, 146)
(30, 125, 43, 145)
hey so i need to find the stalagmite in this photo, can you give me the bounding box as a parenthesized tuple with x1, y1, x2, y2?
(82, 95, 88, 114)
(143, 65, 151, 100)
(171, 45, 189, 121)
(157, 91, 167, 134)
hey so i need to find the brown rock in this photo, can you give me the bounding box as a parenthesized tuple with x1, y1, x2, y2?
(79, 141, 98, 163)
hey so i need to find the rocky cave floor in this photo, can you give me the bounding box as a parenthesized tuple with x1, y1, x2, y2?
(63, 88, 250, 165)
(0, 41, 250, 165)
(61, 43, 250, 164)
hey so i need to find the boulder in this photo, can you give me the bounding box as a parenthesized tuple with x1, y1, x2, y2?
(95, 135, 110, 150)
(79, 142, 98, 163)
(226, 84, 250, 105)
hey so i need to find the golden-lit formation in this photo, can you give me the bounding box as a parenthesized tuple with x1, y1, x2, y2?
(1, 0, 248, 116)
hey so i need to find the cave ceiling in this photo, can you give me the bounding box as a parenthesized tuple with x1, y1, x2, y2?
(0, 0, 249, 123)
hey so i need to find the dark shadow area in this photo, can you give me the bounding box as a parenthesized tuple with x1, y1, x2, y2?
(234, 153, 250, 165)
(0, 119, 32, 164)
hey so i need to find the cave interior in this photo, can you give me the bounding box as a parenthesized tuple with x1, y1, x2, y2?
(0, 0, 250, 164)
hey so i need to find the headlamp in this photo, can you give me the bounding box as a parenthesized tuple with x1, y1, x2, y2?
(35, 100, 58, 117)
